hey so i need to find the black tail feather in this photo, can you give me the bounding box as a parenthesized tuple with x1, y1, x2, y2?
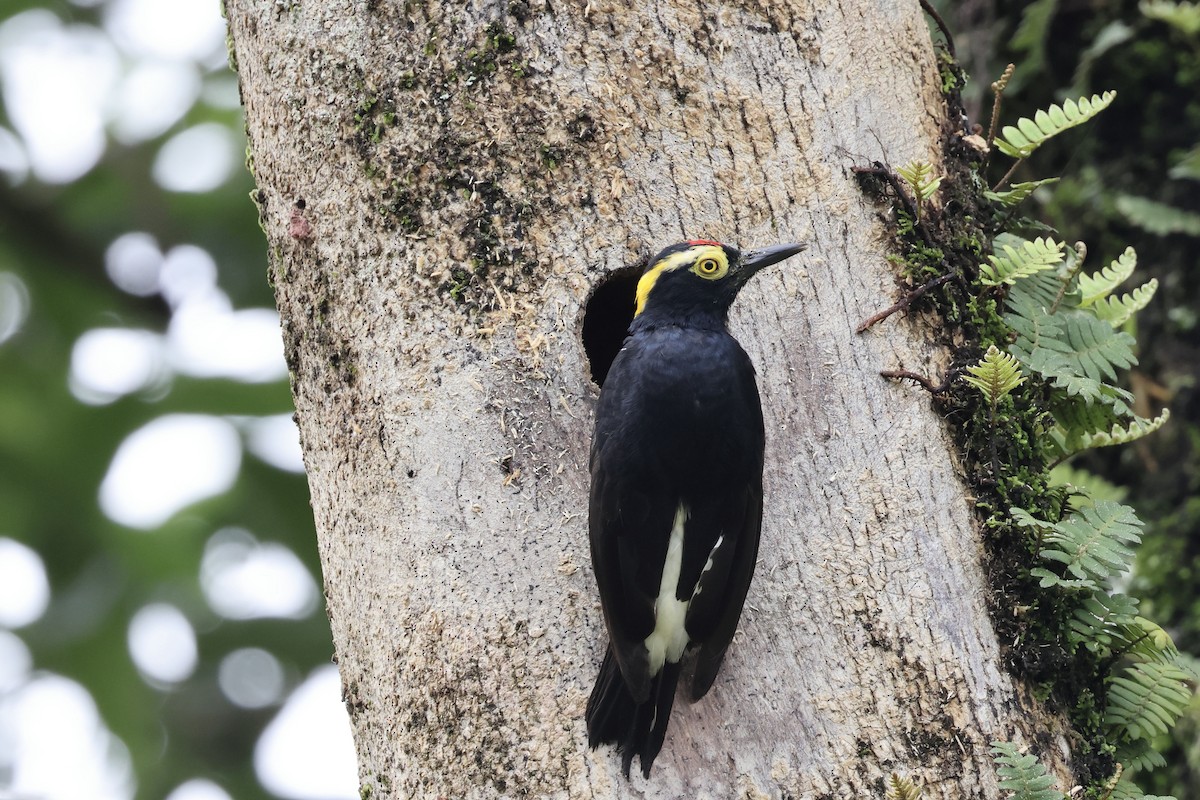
(586, 646, 682, 778)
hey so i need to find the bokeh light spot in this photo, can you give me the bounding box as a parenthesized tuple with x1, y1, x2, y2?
(104, 232, 163, 297)
(0, 630, 32, 692)
(201, 528, 317, 620)
(0, 271, 31, 345)
(255, 666, 359, 800)
(0, 538, 50, 628)
(219, 647, 285, 709)
(2, 674, 135, 800)
(127, 603, 197, 685)
(164, 779, 233, 800)
(99, 414, 242, 529)
(110, 61, 201, 144)
(0, 11, 118, 183)
(168, 297, 288, 383)
(152, 123, 237, 193)
(159, 244, 218, 308)
(245, 414, 306, 473)
(0, 124, 29, 183)
(104, 0, 227, 62)
(70, 328, 167, 405)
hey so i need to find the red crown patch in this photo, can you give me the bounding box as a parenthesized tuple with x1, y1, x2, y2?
(687, 239, 724, 248)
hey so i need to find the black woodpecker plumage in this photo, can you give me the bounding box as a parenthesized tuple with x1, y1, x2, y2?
(585, 239, 805, 778)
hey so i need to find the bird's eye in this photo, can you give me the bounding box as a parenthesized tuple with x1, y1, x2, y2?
(697, 258, 720, 275)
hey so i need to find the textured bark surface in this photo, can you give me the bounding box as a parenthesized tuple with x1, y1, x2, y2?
(227, 0, 1071, 797)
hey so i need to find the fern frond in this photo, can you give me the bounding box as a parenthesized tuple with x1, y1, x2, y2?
(1068, 591, 1139, 651)
(980, 237, 1065, 286)
(896, 160, 943, 206)
(1008, 261, 1074, 312)
(1075, 409, 1170, 451)
(1007, 294, 1064, 362)
(1093, 279, 1158, 327)
(1105, 661, 1193, 740)
(962, 345, 1026, 405)
(1119, 616, 1182, 664)
(994, 91, 1117, 159)
(1107, 777, 1151, 800)
(1107, 777, 1179, 800)
(1039, 501, 1142, 586)
(1116, 737, 1169, 773)
(887, 773, 924, 800)
(990, 741, 1064, 800)
(1116, 195, 1200, 236)
(1022, 310, 1137, 402)
(1141, 0, 1200, 35)
(984, 178, 1061, 206)
(1079, 247, 1137, 306)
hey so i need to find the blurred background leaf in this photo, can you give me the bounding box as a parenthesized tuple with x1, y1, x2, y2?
(940, 0, 1200, 795)
(0, 1, 354, 799)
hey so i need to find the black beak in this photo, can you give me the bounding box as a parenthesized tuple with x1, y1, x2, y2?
(735, 242, 806, 284)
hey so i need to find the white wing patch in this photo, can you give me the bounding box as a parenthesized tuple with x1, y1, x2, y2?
(691, 534, 724, 601)
(644, 506, 726, 675)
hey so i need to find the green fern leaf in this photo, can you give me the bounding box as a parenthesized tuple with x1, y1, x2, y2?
(1075, 409, 1170, 451)
(1022, 310, 1137, 402)
(1107, 776, 1175, 800)
(1105, 661, 1192, 740)
(1048, 398, 1130, 459)
(1068, 591, 1139, 650)
(1116, 195, 1200, 236)
(1169, 143, 1200, 180)
(1048, 393, 1162, 458)
(1116, 737, 1169, 773)
(1007, 293, 1064, 356)
(990, 742, 1064, 800)
(1079, 247, 1136, 305)
(962, 345, 1026, 405)
(984, 178, 1061, 206)
(1030, 568, 1098, 591)
(1008, 261, 1074, 312)
(995, 91, 1117, 159)
(1119, 616, 1183, 664)
(980, 237, 1065, 286)
(887, 773, 923, 800)
(1093, 279, 1158, 327)
(1106, 779, 1141, 800)
(896, 160, 943, 205)
(1039, 501, 1142, 585)
(1141, 0, 1200, 35)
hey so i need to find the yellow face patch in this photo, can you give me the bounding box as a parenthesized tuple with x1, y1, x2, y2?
(634, 245, 729, 316)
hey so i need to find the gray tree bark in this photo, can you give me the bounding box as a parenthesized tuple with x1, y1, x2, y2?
(226, 0, 1072, 797)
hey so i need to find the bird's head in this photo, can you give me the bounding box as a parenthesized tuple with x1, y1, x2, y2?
(633, 239, 805, 323)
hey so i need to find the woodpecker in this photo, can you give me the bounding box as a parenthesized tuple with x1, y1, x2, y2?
(586, 239, 805, 778)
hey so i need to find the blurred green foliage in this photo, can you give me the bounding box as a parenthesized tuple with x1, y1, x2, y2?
(0, 2, 336, 799)
(943, 0, 1200, 795)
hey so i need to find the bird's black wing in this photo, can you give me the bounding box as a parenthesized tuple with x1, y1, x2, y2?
(588, 342, 678, 703)
(682, 345, 765, 700)
(684, 479, 763, 700)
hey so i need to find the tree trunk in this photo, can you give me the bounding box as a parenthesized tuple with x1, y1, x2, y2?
(226, 0, 1070, 796)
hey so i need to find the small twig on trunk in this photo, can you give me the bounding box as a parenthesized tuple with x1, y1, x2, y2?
(852, 162, 936, 248)
(856, 272, 955, 333)
(1050, 241, 1087, 315)
(879, 367, 959, 395)
(991, 158, 1023, 192)
(985, 64, 1015, 160)
(918, 0, 956, 59)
